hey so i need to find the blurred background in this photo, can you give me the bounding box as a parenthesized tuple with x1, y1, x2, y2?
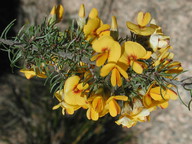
(0, 0, 192, 144)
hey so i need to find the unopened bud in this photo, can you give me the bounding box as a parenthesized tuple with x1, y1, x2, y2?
(78, 4, 85, 18)
(77, 4, 86, 30)
(48, 5, 64, 25)
(110, 16, 119, 40)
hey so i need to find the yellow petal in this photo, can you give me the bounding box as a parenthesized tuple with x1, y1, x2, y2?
(100, 63, 115, 77)
(131, 61, 143, 74)
(141, 51, 152, 59)
(89, 8, 99, 19)
(159, 101, 169, 109)
(86, 107, 99, 121)
(96, 24, 110, 37)
(108, 41, 121, 63)
(139, 26, 155, 36)
(92, 36, 121, 63)
(124, 41, 146, 59)
(92, 35, 113, 52)
(64, 75, 80, 93)
(113, 95, 128, 101)
(166, 89, 178, 100)
(77, 82, 89, 90)
(92, 96, 104, 113)
(137, 12, 151, 27)
(143, 95, 152, 107)
(109, 99, 121, 117)
(54, 89, 64, 101)
(126, 21, 140, 34)
(83, 18, 100, 36)
(150, 87, 166, 101)
(20, 69, 36, 79)
(90, 53, 101, 61)
(96, 52, 109, 67)
(116, 64, 129, 79)
(111, 68, 119, 87)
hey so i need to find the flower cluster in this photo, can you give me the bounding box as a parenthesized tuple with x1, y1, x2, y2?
(16, 4, 189, 128)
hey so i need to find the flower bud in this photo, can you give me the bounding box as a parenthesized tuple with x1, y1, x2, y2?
(77, 4, 86, 30)
(110, 16, 119, 40)
(78, 4, 85, 18)
(48, 5, 64, 25)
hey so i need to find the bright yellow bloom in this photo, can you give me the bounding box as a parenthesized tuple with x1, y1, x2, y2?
(116, 99, 151, 128)
(86, 95, 105, 121)
(106, 95, 128, 117)
(143, 84, 178, 109)
(126, 12, 155, 36)
(48, 5, 64, 25)
(119, 41, 148, 74)
(100, 63, 128, 87)
(64, 75, 89, 107)
(83, 8, 110, 42)
(20, 68, 47, 79)
(91, 36, 121, 67)
(52, 89, 80, 115)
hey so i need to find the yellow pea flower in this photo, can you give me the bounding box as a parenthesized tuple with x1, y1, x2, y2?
(106, 95, 128, 117)
(20, 68, 47, 79)
(91, 35, 121, 67)
(100, 62, 128, 87)
(119, 41, 148, 74)
(86, 95, 105, 121)
(83, 8, 110, 42)
(64, 75, 89, 107)
(126, 12, 155, 36)
(52, 89, 80, 115)
(48, 5, 64, 25)
(143, 84, 178, 109)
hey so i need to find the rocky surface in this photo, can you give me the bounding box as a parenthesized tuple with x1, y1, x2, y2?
(1, 0, 192, 143)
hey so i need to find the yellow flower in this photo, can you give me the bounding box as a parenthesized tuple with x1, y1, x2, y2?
(86, 95, 105, 121)
(83, 8, 110, 42)
(119, 41, 148, 74)
(48, 5, 64, 25)
(126, 12, 155, 36)
(20, 68, 47, 79)
(106, 95, 128, 117)
(52, 89, 80, 115)
(64, 75, 89, 107)
(100, 62, 128, 87)
(91, 36, 121, 67)
(143, 84, 178, 109)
